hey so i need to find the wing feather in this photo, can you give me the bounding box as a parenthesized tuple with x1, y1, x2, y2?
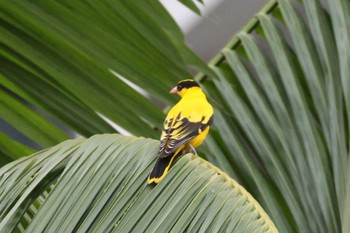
(158, 113, 213, 158)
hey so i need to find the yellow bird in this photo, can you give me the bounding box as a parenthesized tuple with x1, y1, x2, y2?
(148, 79, 214, 184)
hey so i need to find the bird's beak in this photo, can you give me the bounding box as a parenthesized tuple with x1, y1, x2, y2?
(169, 86, 178, 94)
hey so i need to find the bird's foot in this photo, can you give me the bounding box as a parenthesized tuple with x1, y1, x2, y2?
(188, 144, 197, 155)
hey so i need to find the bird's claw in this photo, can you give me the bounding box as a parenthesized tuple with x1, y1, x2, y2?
(188, 144, 197, 155)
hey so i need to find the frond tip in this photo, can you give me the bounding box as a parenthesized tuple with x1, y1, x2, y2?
(194, 154, 279, 233)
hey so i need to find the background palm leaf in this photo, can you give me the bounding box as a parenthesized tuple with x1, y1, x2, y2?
(0, 0, 211, 145)
(0, 0, 349, 232)
(0, 134, 278, 233)
(196, 0, 349, 232)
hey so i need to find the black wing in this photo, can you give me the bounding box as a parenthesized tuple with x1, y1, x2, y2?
(158, 113, 213, 158)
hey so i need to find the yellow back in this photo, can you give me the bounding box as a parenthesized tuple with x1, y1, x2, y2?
(167, 87, 213, 125)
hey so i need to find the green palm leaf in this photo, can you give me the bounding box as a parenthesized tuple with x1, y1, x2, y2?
(0, 134, 278, 233)
(0, 0, 209, 149)
(195, 0, 349, 232)
(1, 0, 349, 232)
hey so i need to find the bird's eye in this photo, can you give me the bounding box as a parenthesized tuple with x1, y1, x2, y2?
(177, 84, 183, 91)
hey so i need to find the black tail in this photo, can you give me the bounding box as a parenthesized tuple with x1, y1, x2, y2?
(148, 154, 177, 184)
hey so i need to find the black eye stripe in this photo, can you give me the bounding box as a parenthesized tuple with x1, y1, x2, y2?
(177, 80, 199, 91)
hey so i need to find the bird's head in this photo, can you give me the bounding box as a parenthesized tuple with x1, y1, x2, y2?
(169, 79, 200, 97)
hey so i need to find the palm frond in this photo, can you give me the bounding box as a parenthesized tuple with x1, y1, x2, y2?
(1, 0, 349, 232)
(0, 134, 278, 233)
(196, 0, 348, 232)
(0, 0, 210, 153)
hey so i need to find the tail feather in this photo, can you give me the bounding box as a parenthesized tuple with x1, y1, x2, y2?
(148, 153, 177, 184)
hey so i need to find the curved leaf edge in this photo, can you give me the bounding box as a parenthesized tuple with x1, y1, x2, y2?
(190, 152, 279, 233)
